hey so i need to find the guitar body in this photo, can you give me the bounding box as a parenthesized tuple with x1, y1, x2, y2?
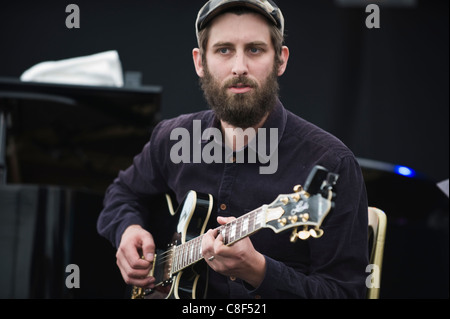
(134, 190, 215, 299)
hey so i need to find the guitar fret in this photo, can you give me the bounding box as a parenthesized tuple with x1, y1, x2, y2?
(183, 244, 188, 268)
(184, 242, 188, 267)
(173, 246, 177, 273)
(198, 237, 203, 260)
(178, 245, 183, 270)
(174, 246, 179, 273)
(178, 245, 182, 270)
(242, 215, 249, 235)
(193, 238, 198, 262)
(171, 236, 205, 274)
(220, 227, 226, 245)
(236, 219, 242, 238)
(188, 241, 192, 264)
(188, 241, 192, 265)
(219, 209, 264, 246)
(255, 210, 263, 229)
(196, 237, 201, 262)
(249, 211, 256, 233)
(171, 208, 267, 274)
(230, 220, 236, 243)
(223, 225, 229, 245)
(185, 243, 189, 267)
(179, 244, 183, 270)
(248, 215, 253, 234)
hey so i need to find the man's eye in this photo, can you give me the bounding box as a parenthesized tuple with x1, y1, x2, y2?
(218, 48, 229, 54)
(249, 47, 263, 54)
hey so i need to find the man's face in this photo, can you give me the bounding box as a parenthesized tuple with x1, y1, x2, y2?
(199, 12, 281, 128)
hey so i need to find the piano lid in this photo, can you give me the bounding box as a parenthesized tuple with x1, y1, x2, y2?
(0, 77, 163, 193)
(0, 76, 163, 126)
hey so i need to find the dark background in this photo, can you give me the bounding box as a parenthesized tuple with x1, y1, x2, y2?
(0, 0, 448, 299)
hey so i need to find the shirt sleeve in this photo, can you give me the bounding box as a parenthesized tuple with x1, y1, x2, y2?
(245, 155, 369, 298)
(96, 121, 171, 248)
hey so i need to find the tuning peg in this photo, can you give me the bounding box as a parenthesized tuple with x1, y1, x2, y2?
(295, 225, 310, 240)
(291, 226, 324, 242)
(298, 229, 311, 240)
(300, 213, 309, 223)
(291, 193, 301, 202)
(278, 218, 287, 227)
(309, 228, 324, 238)
(288, 215, 298, 223)
(293, 185, 303, 193)
(290, 227, 299, 243)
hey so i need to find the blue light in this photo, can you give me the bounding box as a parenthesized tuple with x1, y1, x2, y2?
(394, 165, 416, 177)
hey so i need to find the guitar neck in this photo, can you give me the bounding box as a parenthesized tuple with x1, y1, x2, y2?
(171, 207, 266, 274)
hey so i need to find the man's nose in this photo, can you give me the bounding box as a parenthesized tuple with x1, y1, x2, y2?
(232, 53, 248, 76)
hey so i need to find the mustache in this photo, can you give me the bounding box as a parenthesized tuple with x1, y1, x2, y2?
(223, 76, 258, 89)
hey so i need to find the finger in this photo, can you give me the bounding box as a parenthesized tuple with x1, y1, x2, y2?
(214, 231, 226, 253)
(117, 258, 156, 288)
(116, 250, 150, 283)
(141, 232, 156, 263)
(117, 251, 151, 275)
(124, 235, 155, 270)
(125, 250, 151, 270)
(202, 229, 216, 247)
(217, 216, 236, 225)
(202, 229, 218, 259)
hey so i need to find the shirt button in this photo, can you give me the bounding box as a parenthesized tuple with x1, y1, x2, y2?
(220, 204, 227, 211)
(229, 276, 236, 281)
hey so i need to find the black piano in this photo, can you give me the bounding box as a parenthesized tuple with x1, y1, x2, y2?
(0, 77, 162, 298)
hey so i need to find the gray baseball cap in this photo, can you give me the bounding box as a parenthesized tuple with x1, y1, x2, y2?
(196, 0, 285, 42)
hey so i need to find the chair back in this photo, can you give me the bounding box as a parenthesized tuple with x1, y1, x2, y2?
(367, 207, 387, 299)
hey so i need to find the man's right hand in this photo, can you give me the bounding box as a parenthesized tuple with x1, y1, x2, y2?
(116, 224, 156, 289)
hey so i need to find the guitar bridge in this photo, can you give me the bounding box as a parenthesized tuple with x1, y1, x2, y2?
(152, 245, 175, 287)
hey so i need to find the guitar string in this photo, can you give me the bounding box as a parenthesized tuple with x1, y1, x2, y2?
(145, 193, 330, 279)
(150, 209, 263, 272)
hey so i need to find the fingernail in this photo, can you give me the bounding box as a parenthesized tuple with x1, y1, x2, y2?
(146, 253, 154, 261)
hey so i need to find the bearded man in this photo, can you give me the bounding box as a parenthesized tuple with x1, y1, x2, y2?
(97, 0, 369, 299)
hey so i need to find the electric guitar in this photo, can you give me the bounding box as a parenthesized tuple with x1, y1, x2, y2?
(131, 165, 339, 299)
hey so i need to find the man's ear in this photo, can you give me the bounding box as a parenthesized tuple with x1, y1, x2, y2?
(193, 48, 205, 77)
(277, 46, 290, 76)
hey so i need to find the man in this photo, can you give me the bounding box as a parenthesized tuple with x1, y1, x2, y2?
(97, 0, 369, 299)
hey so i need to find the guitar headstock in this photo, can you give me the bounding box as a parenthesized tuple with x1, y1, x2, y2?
(263, 166, 338, 241)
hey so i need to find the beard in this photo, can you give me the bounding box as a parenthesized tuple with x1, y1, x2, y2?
(200, 62, 280, 129)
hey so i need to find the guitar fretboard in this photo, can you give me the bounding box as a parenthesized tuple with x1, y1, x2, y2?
(171, 207, 265, 274)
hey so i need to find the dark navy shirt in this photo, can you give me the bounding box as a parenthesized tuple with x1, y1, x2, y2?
(97, 100, 369, 299)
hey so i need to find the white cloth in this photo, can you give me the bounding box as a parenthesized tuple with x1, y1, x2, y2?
(437, 179, 449, 198)
(20, 50, 124, 87)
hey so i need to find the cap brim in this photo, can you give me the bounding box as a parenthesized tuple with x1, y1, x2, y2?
(198, 1, 278, 31)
